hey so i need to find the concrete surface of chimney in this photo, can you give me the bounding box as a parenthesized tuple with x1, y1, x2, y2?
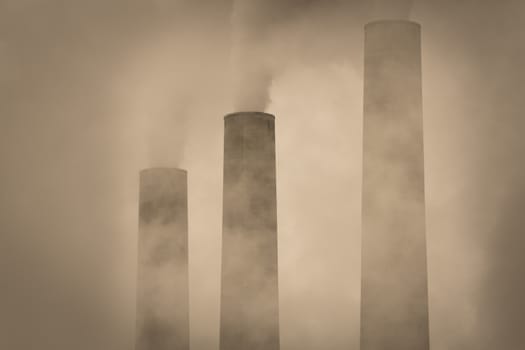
(136, 168, 189, 350)
(360, 20, 430, 350)
(220, 112, 280, 350)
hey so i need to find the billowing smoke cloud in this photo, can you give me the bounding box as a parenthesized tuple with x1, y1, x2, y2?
(3, 1, 525, 350)
(230, 0, 357, 112)
(115, 50, 192, 168)
(231, 0, 273, 111)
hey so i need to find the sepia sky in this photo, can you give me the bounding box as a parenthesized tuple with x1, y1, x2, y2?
(1, 1, 525, 349)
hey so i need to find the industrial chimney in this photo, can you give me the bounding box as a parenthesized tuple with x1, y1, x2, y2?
(136, 168, 189, 350)
(220, 112, 280, 350)
(360, 21, 430, 350)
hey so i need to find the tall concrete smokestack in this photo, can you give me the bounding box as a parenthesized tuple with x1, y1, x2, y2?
(360, 21, 429, 350)
(220, 112, 280, 350)
(136, 168, 189, 350)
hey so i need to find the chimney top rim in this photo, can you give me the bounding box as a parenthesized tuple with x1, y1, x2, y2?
(365, 20, 420, 29)
(140, 167, 187, 175)
(225, 111, 275, 121)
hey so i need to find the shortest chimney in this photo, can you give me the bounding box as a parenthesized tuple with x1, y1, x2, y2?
(136, 168, 189, 350)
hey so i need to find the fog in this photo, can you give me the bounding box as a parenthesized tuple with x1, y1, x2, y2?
(1, 0, 525, 349)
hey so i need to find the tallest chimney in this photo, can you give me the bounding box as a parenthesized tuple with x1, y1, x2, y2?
(360, 21, 430, 350)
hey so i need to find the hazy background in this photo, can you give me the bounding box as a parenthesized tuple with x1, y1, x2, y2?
(1, 0, 524, 349)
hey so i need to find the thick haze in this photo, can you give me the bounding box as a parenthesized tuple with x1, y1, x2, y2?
(1, 1, 525, 350)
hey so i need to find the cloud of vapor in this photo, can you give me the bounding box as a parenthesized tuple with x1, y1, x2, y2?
(231, 0, 273, 111)
(114, 41, 192, 168)
(112, 2, 229, 169)
(3, 1, 525, 350)
(230, 0, 363, 112)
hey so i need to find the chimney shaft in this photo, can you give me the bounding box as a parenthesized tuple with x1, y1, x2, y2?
(136, 168, 189, 350)
(360, 21, 430, 350)
(220, 112, 280, 350)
